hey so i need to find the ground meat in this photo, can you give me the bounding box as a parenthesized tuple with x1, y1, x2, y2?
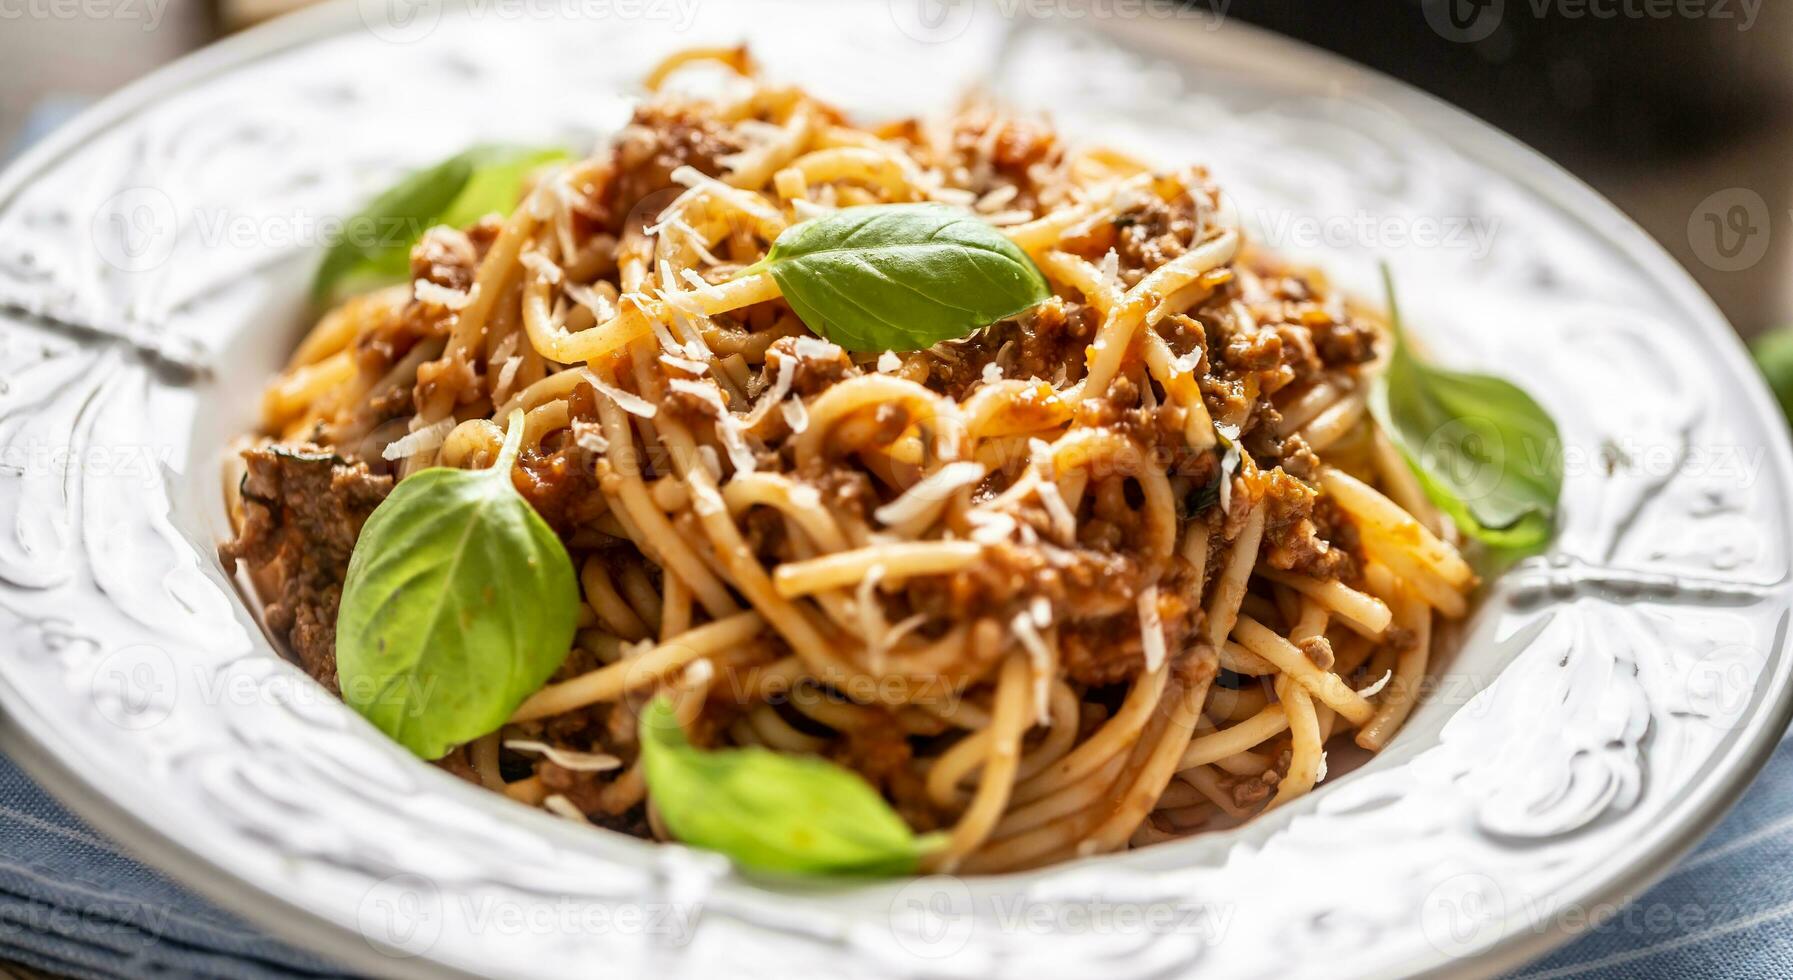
(435, 744, 481, 786)
(348, 226, 483, 401)
(931, 538, 1127, 621)
(1232, 768, 1278, 808)
(802, 465, 876, 525)
(830, 717, 936, 831)
(742, 505, 788, 562)
(602, 103, 743, 231)
(1069, 385, 1201, 471)
(1220, 318, 1286, 375)
(1297, 635, 1335, 671)
(1055, 582, 1195, 687)
(660, 376, 733, 427)
(1113, 194, 1199, 281)
(513, 441, 606, 535)
(413, 347, 480, 416)
(220, 447, 393, 689)
(988, 117, 1059, 177)
(767, 336, 854, 396)
(949, 114, 1063, 209)
(1256, 468, 1352, 580)
(410, 225, 479, 292)
(1313, 318, 1380, 367)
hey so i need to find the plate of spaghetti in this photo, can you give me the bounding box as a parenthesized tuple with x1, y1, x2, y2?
(1, 2, 1789, 977)
(224, 42, 1533, 876)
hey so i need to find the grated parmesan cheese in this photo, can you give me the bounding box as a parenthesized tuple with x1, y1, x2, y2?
(877, 351, 902, 374)
(492, 356, 522, 404)
(581, 369, 658, 418)
(695, 444, 722, 481)
(571, 419, 609, 455)
(490, 331, 519, 365)
(1030, 440, 1077, 543)
(669, 378, 756, 475)
(1098, 248, 1121, 289)
(660, 354, 709, 376)
(1138, 586, 1166, 673)
(690, 478, 727, 518)
(564, 281, 617, 323)
(929, 186, 978, 208)
(519, 249, 563, 284)
(857, 565, 889, 672)
(413, 279, 471, 311)
(975, 183, 1019, 213)
(983, 209, 1035, 226)
(681, 657, 714, 689)
(1358, 670, 1394, 699)
(741, 354, 797, 429)
(780, 397, 809, 433)
(873, 462, 985, 528)
(668, 309, 715, 361)
(381, 416, 455, 461)
(790, 198, 832, 220)
(965, 510, 1018, 544)
(543, 795, 591, 822)
(791, 336, 843, 361)
(1011, 612, 1056, 726)
(503, 740, 622, 772)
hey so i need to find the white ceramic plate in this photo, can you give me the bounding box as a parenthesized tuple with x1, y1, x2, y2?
(1, 2, 1790, 977)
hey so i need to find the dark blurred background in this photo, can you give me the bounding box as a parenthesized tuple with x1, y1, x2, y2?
(2, 0, 1787, 331)
(1232, 0, 1793, 341)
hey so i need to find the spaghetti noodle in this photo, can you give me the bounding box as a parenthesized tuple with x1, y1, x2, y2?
(223, 48, 1475, 873)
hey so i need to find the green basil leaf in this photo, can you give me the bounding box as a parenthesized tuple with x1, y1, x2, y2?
(313, 144, 569, 304)
(752, 203, 1052, 352)
(1368, 265, 1562, 559)
(1751, 326, 1793, 425)
(436, 147, 570, 230)
(638, 698, 942, 875)
(1184, 423, 1242, 518)
(336, 412, 578, 759)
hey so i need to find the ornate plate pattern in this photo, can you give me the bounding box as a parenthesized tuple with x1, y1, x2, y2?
(0, 2, 1789, 977)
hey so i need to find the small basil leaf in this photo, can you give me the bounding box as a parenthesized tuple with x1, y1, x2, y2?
(1368, 266, 1562, 559)
(437, 147, 571, 229)
(313, 144, 569, 304)
(336, 412, 578, 759)
(1184, 423, 1242, 517)
(638, 698, 941, 875)
(753, 203, 1051, 352)
(1751, 326, 1793, 424)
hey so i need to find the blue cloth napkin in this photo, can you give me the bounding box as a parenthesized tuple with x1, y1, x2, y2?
(1506, 731, 1793, 980)
(0, 755, 349, 979)
(6, 739, 1793, 978)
